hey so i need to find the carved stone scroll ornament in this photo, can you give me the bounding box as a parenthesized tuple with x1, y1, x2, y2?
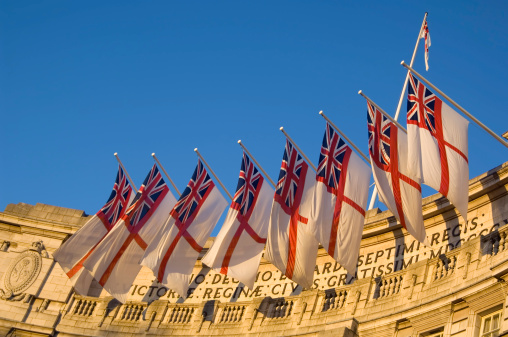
(0, 247, 43, 301)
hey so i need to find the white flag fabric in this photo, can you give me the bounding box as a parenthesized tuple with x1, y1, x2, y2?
(367, 102, 427, 244)
(420, 19, 431, 71)
(265, 139, 319, 289)
(407, 75, 469, 221)
(308, 123, 370, 275)
(53, 165, 134, 295)
(201, 152, 273, 290)
(141, 160, 228, 298)
(83, 165, 176, 303)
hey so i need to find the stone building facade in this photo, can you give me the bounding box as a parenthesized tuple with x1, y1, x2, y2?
(0, 161, 507, 336)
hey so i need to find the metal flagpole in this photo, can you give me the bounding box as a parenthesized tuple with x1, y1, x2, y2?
(401, 61, 508, 148)
(279, 127, 318, 173)
(393, 12, 428, 121)
(367, 13, 428, 210)
(359, 91, 408, 133)
(151, 153, 181, 196)
(237, 140, 276, 188)
(318, 111, 371, 164)
(194, 148, 234, 201)
(114, 153, 137, 191)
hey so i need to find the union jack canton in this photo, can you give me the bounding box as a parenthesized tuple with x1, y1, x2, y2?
(368, 102, 393, 170)
(232, 152, 264, 216)
(127, 165, 169, 229)
(275, 139, 309, 214)
(316, 123, 350, 193)
(97, 166, 133, 229)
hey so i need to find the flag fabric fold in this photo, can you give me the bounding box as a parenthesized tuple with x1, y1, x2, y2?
(421, 19, 431, 71)
(53, 165, 134, 295)
(367, 102, 427, 244)
(201, 152, 273, 289)
(140, 160, 227, 298)
(308, 123, 370, 275)
(407, 74, 469, 221)
(265, 139, 319, 289)
(83, 164, 176, 303)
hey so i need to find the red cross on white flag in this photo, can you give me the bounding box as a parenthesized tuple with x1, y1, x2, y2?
(201, 152, 273, 290)
(265, 139, 319, 289)
(308, 123, 371, 275)
(407, 74, 469, 221)
(54, 165, 134, 295)
(83, 165, 177, 303)
(140, 160, 228, 299)
(367, 102, 428, 245)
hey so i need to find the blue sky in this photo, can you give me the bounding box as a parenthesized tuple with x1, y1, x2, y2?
(1, 1, 507, 235)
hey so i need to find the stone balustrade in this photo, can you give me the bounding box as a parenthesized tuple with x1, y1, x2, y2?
(165, 305, 195, 324)
(118, 303, 146, 321)
(52, 222, 508, 336)
(71, 297, 98, 317)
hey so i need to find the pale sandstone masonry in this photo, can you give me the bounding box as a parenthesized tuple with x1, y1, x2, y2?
(0, 162, 507, 336)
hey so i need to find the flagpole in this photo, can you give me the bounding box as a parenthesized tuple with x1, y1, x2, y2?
(358, 91, 408, 133)
(113, 153, 137, 191)
(367, 13, 427, 210)
(194, 148, 234, 201)
(401, 61, 508, 148)
(318, 111, 370, 164)
(151, 153, 182, 196)
(393, 12, 428, 121)
(279, 127, 318, 173)
(237, 140, 276, 188)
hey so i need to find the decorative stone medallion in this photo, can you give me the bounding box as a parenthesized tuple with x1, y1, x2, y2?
(4, 250, 42, 296)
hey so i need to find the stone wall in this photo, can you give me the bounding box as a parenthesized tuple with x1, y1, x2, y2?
(0, 162, 507, 336)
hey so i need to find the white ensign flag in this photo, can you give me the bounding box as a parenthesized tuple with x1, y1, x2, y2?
(309, 123, 370, 275)
(265, 139, 319, 289)
(367, 102, 427, 244)
(201, 152, 273, 289)
(141, 160, 227, 299)
(53, 165, 134, 295)
(83, 165, 176, 303)
(407, 74, 469, 221)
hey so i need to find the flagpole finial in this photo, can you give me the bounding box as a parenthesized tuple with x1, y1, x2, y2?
(318, 110, 323, 115)
(194, 148, 198, 152)
(237, 140, 242, 144)
(358, 90, 362, 95)
(279, 126, 284, 131)
(151, 153, 155, 157)
(114, 152, 118, 156)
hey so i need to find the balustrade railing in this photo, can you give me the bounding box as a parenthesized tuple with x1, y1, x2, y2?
(72, 298, 97, 316)
(167, 306, 194, 324)
(218, 305, 245, 323)
(374, 274, 403, 299)
(267, 298, 294, 318)
(119, 304, 145, 321)
(322, 290, 348, 312)
(434, 254, 457, 280)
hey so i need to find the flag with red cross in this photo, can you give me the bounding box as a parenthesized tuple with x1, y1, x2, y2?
(367, 101, 428, 245)
(54, 165, 134, 295)
(308, 123, 371, 275)
(420, 19, 431, 71)
(141, 159, 228, 298)
(265, 139, 319, 289)
(83, 164, 177, 303)
(201, 151, 273, 289)
(407, 74, 469, 221)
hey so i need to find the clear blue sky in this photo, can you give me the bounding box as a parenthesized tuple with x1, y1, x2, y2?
(1, 1, 507, 235)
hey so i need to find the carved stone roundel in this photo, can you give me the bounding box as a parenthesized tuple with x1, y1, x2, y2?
(4, 250, 42, 295)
